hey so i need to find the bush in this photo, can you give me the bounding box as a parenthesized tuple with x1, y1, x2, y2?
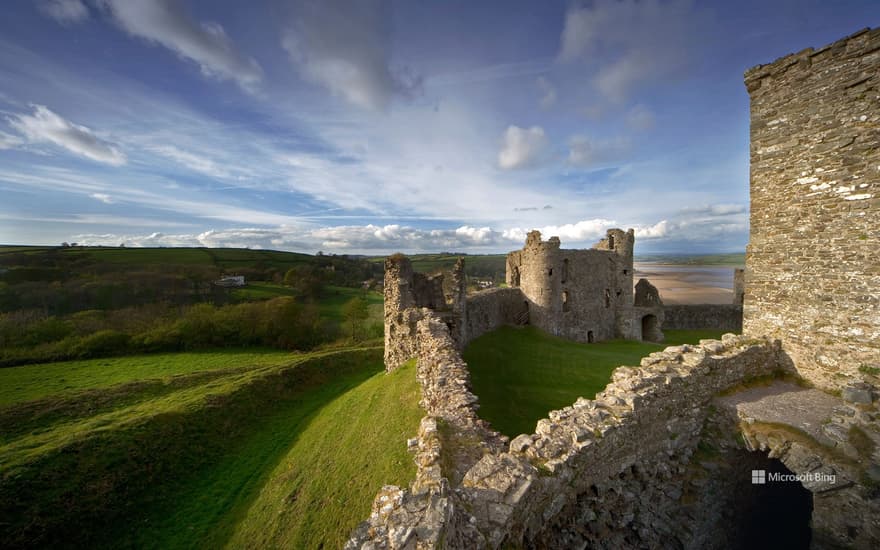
(73, 330, 131, 358)
(131, 325, 182, 352)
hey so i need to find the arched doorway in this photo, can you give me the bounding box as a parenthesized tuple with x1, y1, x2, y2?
(641, 314, 661, 342)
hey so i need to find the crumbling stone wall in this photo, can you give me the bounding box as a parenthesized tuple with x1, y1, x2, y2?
(462, 288, 529, 347)
(743, 28, 880, 390)
(348, 332, 793, 548)
(384, 255, 468, 371)
(663, 304, 743, 332)
(347, 311, 506, 549)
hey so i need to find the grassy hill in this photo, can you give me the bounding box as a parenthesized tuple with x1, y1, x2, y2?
(635, 252, 745, 266)
(463, 326, 725, 437)
(0, 244, 316, 270)
(0, 347, 421, 548)
(367, 252, 508, 280)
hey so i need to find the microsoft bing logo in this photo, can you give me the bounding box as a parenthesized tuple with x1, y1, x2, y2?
(752, 470, 766, 484)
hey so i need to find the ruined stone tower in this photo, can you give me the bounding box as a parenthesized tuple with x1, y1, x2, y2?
(505, 228, 656, 343)
(743, 27, 880, 390)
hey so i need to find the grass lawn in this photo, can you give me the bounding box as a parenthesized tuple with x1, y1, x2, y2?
(0, 346, 416, 549)
(231, 282, 298, 301)
(0, 349, 295, 405)
(463, 325, 728, 437)
(230, 284, 383, 331)
(124, 352, 421, 549)
(227, 359, 422, 549)
(316, 285, 383, 322)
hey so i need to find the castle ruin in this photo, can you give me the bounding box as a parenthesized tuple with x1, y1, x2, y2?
(351, 28, 880, 550)
(384, 228, 665, 371)
(506, 228, 663, 343)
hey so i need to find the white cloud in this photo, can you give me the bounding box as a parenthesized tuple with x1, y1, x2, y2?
(634, 220, 668, 239)
(38, 0, 89, 24)
(96, 0, 262, 91)
(66, 215, 724, 254)
(536, 76, 557, 109)
(498, 125, 548, 170)
(71, 223, 508, 252)
(10, 105, 127, 165)
(151, 145, 229, 179)
(281, 0, 422, 110)
(626, 104, 655, 130)
(516, 218, 618, 243)
(0, 131, 23, 149)
(559, 0, 698, 100)
(90, 193, 114, 204)
(568, 135, 630, 167)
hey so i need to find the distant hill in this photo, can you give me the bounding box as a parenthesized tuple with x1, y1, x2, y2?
(366, 251, 745, 281)
(0, 245, 382, 316)
(634, 253, 745, 266)
(366, 253, 508, 280)
(0, 245, 316, 271)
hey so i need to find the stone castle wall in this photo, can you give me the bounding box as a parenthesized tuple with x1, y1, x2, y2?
(347, 311, 506, 549)
(743, 28, 880, 390)
(462, 288, 529, 347)
(349, 325, 800, 548)
(663, 305, 743, 332)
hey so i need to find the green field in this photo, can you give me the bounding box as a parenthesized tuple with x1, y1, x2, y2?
(0, 349, 295, 405)
(463, 326, 725, 437)
(0, 347, 421, 549)
(231, 283, 382, 316)
(227, 359, 421, 549)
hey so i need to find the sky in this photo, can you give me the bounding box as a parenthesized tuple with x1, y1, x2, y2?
(0, 0, 877, 255)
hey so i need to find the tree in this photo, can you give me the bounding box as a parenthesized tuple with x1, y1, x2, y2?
(342, 297, 369, 341)
(283, 265, 324, 301)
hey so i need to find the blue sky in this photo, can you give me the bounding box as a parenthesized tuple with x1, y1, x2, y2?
(0, 0, 877, 254)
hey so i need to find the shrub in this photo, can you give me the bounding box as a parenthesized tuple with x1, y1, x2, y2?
(73, 330, 132, 358)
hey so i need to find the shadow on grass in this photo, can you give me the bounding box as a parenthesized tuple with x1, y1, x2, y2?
(0, 348, 382, 549)
(464, 326, 727, 438)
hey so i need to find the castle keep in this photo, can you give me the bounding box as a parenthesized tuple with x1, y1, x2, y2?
(506, 229, 661, 343)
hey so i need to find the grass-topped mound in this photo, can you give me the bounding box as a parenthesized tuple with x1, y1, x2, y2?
(463, 326, 725, 437)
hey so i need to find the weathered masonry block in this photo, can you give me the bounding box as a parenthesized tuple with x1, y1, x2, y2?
(743, 28, 880, 391)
